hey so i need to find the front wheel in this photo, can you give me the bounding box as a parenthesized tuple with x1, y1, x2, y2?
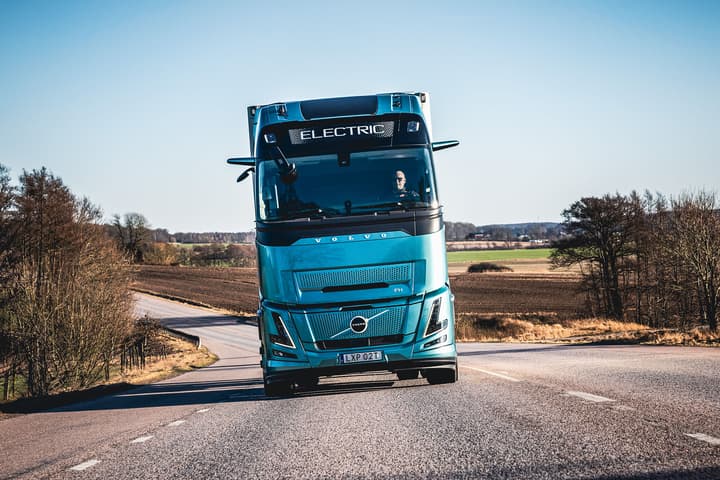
(424, 365, 458, 385)
(264, 378, 293, 397)
(297, 376, 319, 388)
(396, 369, 420, 380)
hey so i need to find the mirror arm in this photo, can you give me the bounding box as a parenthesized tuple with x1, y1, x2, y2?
(227, 157, 256, 166)
(431, 140, 460, 152)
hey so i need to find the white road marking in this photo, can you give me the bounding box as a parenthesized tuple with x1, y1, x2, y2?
(461, 365, 521, 382)
(566, 391, 615, 403)
(685, 433, 720, 446)
(196, 408, 211, 413)
(167, 420, 186, 427)
(130, 435, 154, 444)
(70, 460, 100, 471)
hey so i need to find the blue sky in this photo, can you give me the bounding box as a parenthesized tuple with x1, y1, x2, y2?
(1, 1, 718, 232)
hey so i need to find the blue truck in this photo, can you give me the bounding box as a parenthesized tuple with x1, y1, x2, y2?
(228, 92, 459, 396)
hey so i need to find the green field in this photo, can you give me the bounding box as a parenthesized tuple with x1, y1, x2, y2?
(447, 248, 553, 263)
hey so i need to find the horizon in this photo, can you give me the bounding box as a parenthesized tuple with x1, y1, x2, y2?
(134, 219, 566, 235)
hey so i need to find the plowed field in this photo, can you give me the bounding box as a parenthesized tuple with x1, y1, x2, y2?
(134, 266, 260, 314)
(450, 272, 584, 317)
(134, 266, 584, 317)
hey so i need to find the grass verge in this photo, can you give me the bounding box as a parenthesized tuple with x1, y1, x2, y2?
(456, 314, 720, 345)
(0, 334, 217, 417)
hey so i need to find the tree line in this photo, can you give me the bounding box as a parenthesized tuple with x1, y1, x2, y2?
(444, 221, 562, 242)
(110, 214, 257, 267)
(551, 191, 720, 331)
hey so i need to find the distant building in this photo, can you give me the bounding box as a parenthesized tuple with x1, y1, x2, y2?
(465, 232, 490, 241)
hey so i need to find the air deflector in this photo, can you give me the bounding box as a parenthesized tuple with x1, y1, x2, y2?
(300, 96, 378, 119)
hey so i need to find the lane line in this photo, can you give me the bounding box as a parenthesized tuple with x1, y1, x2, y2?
(130, 435, 154, 444)
(685, 433, 720, 446)
(70, 460, 100, 471)
(167, 420, 186, 427)
(196, 408, 211, 413)
(461, 365, 521, 382)
(566, 391, 615, 403)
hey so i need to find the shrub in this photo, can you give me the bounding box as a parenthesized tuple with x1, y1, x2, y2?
(467, 262, 513, 273)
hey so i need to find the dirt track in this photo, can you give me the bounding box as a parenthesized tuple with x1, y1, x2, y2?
(135, 266, 585, 317)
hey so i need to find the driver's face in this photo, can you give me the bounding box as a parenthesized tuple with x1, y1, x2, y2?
(395, 171, 406, 190)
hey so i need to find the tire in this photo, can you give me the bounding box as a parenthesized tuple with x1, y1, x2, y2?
(424, 365, 458, 385)
(264, 378, 293, 397)
(297, 376, 319, 388)
(396, 369, 420, 380)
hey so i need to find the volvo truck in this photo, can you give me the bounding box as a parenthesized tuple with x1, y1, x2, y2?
(228, 92, 460, 396)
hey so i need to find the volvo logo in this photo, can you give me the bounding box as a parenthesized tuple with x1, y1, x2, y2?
(313, 233, 388, 244)
(350, 316, 368, 334)
(329, 309, 388, 339)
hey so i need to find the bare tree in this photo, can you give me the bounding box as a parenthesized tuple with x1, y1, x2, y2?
(551, 194, 637, 320)
(0, 164, 17, 392)
(112, 212, 151, 263)
(2, 168, 134, 396)
(0, 163, 16, 278)
(667, 192, 720, 331)
(0, 164, 12, 217)
(143, 242, 181, 266)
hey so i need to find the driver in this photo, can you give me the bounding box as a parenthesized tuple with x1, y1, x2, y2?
(394, 170, 420, 201)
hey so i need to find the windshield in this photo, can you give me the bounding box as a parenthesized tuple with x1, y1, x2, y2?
(257, 147, 438, 221)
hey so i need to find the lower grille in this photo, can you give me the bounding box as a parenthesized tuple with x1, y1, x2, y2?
(316, 334, 404, 351)
(304, 306, 405, 340)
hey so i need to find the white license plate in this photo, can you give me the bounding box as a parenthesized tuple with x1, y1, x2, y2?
(339, 351, 383, 364)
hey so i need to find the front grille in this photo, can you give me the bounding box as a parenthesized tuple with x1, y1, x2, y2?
(303, 306, 405, 340)
(317, 334, 404, 351)
(295, 264, 411, 291)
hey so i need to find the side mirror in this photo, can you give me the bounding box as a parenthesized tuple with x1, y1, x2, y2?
(227, 157, 256, 166)
(431, 140, 460, 152)
(236, 167, 255, 183)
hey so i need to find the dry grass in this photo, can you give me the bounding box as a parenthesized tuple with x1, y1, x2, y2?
(646, 327, 720, 346)
(114, 334, 218, 385)
(456, 314, 720, 345)
(456, 314, 652, 343)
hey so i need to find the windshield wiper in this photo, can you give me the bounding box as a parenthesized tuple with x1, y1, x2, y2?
(352, 202, 411, 214)
(285, 206, 341, 220)
(272, 145, 298, 184)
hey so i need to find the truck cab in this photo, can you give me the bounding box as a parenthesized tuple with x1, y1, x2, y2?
(228, 92, 459, 396)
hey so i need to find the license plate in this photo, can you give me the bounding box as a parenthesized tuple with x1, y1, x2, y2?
(339, 351, 383, 364)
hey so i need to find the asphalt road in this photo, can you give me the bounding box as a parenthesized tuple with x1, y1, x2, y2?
(2, 293, 719, 479)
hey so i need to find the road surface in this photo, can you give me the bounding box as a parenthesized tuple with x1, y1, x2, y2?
(1, 293, 719, 479)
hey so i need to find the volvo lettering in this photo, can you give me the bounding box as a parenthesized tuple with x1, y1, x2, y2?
(227, 92, 460, 396)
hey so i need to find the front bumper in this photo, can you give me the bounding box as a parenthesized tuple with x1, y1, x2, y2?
(261, 285, 457, 384)
(265, 356, 457, 384)
(264, 343, 457, 384)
